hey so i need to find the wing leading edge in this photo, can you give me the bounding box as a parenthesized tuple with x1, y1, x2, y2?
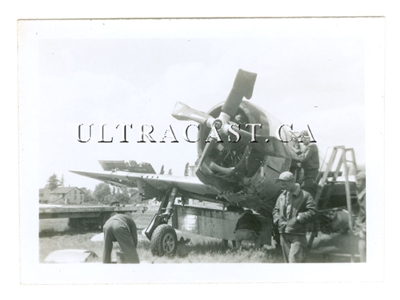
(70, 170, 221, 203)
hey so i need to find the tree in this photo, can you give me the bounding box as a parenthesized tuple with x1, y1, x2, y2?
(128, 188, 141, 203)
(46, 174, 60, 191)
(115, 193, 129, 204)
(114, 187, 130, 203)
(80, 187, 95, 203)
(93, 183, 112, 203)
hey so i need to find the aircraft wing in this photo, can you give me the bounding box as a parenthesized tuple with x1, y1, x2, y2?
(70, 170, 221, 203)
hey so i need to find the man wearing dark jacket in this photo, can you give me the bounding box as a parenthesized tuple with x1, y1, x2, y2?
(273, 171, 316, 263)
(300, 131, 319, 197)
(103, 213, 140, 264)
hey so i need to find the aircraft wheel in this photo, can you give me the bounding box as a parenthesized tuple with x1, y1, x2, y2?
(150, 224, 178, 256)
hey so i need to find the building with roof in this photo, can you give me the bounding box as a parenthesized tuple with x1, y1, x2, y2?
(46, 187, 85, 205)
(39, 188, 52, 204)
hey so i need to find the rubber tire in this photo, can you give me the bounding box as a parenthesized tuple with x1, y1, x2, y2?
(150, 224, 178, 256)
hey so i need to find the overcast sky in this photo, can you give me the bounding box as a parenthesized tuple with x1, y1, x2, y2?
(18, 18, 381, 190)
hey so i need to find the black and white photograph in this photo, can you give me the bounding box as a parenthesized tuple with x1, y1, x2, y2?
(17, 16, 385, 284)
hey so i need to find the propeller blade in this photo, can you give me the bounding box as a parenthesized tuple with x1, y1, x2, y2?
(173, 70, 259, 176)
(197, 139, 217, 168)
(221, 69, 257, 118)
(172, 102, 213, 125)
(209, 162, 234, 175)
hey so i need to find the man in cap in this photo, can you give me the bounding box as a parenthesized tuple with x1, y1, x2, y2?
(353, 171, 366, 262)
(273, 171, 316, 263)
(103, 212, 140, 264)
(299, 130, 320, 197)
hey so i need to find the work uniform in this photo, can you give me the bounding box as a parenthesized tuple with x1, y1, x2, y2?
(103, 213, 140, 264)
(353, 188, 366, 262)
(300, 143, 319, 196)
(273, 183, 316, 263)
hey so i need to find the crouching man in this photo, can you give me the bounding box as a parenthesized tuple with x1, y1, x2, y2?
(273, 171, 316, 263)
(103, 212, 140, 264)
(233, 210, 271, 250)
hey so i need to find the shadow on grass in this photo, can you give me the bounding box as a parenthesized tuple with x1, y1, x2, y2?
(176, 241, 229, 258)
(173, 240, 281, 263)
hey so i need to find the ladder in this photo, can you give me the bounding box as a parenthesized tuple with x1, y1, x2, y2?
(306, 146, 358, 262)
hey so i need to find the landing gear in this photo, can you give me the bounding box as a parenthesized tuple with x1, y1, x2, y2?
(150, 224, 178, 256)
(145, 188, 179, 256)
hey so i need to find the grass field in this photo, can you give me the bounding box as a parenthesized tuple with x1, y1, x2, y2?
(39, 205, 360, 264)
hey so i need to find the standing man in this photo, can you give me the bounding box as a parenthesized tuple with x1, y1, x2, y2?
(273, 171, 316, 263)
(103, 212, 140, 264)
(353, 171, 366, 262)
(300, 131, 320, 197)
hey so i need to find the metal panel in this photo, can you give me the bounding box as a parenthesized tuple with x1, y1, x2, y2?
(173, 205, 240, 240)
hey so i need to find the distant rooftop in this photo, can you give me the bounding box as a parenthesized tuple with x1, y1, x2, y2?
(51, 187, 82, 194)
